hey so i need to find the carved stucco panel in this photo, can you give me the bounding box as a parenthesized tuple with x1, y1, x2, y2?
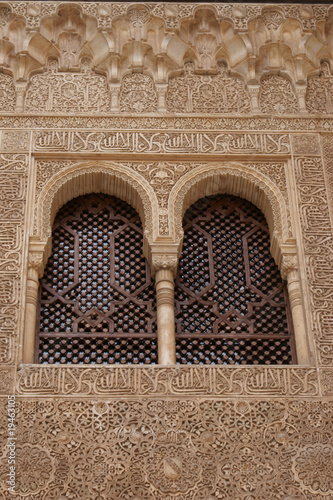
(25, 61, 112, 114)
(34, 160, 291, 243)
(259, 75, 299, 115)
(294, 156, 333, 366)
(0, 154, 27, 375)
(169, 163, 291, 261)
(0, 73, 16, 112)
(0, 397, 332, 498)
(34, 162, 159, 253)
(1, 116, 333, 132)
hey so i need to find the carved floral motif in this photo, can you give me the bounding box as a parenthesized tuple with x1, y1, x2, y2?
(306, 62, 333, 114)
(167, 63, 250, 113)
(0, 6, 11, 26)
(119, 73, 158, 113)
(25, 60, 111, 113)
(292, 444, 333, 496)
(260, 75, 299, 114)
(0, 399, 332, 498)
(0, 73, 15, 111)
(292, 134, 321, 155)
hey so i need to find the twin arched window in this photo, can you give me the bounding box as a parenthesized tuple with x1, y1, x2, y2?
(36, 193, 296, 365)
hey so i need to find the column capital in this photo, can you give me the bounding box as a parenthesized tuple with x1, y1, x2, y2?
(281, 254, 298, 280)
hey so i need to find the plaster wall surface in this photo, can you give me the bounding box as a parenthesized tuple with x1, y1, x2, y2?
(0, 2, 332, 498)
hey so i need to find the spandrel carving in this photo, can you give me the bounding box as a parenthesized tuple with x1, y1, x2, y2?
(0, 73, 15, 111)
(167, 62, 250, 114)
(25, 60, 111, 114)
(119, 73, 158, 113)
(260, 75, 299, 114)
(306, 62, 333, 114)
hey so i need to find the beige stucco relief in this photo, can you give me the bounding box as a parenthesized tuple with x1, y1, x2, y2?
(0, 154, 27, 394)
(0, 397, 332, 498)
(19, 151, 310, 367)
(0, 3, 333, 499)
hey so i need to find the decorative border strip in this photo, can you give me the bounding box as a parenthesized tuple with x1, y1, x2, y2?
(15, 365, 319, 397)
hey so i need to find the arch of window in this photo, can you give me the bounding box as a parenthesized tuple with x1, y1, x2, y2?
(174, 194, 296, 365)
(36, 193, 157, 364)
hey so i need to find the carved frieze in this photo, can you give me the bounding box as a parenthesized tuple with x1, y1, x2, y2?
(2, 115, 333, 132)
(32, 130, 291, 154)
(16, 365, 319, 396)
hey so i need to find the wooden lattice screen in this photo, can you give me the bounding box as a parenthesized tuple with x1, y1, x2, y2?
(175, 194, 296, 365)
(36, 193, 157, 364)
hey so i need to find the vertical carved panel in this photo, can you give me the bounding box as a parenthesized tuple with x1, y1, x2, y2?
(294, 156, 333, 365)
(0, 73, 15, 111)
(306, 63, 333, 114)
(0, 155, 27, 380)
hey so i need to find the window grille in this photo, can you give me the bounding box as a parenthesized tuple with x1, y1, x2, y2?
(36, 194, 157, 364)
(175, 194, 296, 365)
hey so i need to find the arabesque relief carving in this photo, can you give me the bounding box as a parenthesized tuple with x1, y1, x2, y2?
(166, 62, 250, 113)
(259, 75, 299, 114)
(119, 73, 158, 114)
(25, 59, 111, 114)
(294, 156, 333, 366)
(0, 154, 27, 371)
(0, 3, 333, 499)
(306, 62, 333, 114)
(0, 398, 332, 498)
(0, 3, 332, 115)
(0, 73, 15, 111)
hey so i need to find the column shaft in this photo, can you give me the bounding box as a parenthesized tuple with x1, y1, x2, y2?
(287, 270, 309, 365)
(23, 267, 39, 363)
(155, 269, 176, 365)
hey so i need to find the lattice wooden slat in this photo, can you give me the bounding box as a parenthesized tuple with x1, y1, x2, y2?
(175, 194, 296, 365)
(36, 194, 157, 364)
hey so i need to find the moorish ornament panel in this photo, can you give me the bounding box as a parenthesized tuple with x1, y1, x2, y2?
(0, 2, 332, 499)
(0, 397, 332, 499)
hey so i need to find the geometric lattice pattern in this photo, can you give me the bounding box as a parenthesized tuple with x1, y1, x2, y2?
(175, 194, 296, 365)
(37, 194, 157, 364)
